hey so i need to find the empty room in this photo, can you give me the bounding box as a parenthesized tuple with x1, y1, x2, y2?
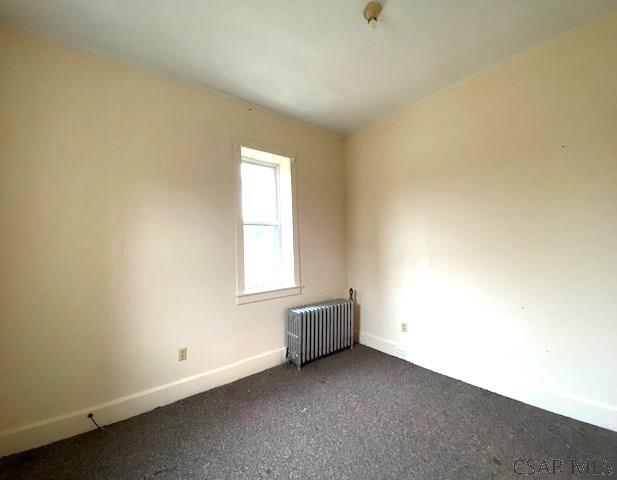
(1, 1, 617, 478)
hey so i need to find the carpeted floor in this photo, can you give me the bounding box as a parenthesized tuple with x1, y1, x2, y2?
(1, 345, 616, 479)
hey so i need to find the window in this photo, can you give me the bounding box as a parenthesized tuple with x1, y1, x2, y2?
(235, 142, 301, 304)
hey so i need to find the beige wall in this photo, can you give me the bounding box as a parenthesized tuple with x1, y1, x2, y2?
(346, 13, 617, 430)
(0, 28, 346, 441)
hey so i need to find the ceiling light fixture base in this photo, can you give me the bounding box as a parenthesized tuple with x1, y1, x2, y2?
(363, 1, 383, 30)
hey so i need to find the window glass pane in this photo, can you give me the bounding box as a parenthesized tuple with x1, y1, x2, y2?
(241, 162, 278, 224)
(243, 225, 281, 290)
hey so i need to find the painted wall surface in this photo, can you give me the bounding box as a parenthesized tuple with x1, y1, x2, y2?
(346, 14, 617, 430)
(0, 28, 346, 452)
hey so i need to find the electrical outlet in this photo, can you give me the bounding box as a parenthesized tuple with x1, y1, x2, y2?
(178, 347, 188, 361)
(395, 347, 407, 358)
(401, 322, 408, 333)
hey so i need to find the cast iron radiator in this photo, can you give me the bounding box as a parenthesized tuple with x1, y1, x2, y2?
(286, 291, 354, 369)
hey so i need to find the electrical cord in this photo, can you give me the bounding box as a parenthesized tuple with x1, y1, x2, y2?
(87, 413, 105, 431)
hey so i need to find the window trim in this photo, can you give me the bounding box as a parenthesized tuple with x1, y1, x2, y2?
(233, 139, 302, 304)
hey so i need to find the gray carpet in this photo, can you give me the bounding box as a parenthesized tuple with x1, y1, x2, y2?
(1, 345, 616, 479)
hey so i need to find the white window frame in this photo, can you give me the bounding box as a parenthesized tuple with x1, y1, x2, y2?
(233, 139, 302, 304)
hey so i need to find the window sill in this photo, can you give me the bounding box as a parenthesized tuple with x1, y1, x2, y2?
(236, 285, 303, 305)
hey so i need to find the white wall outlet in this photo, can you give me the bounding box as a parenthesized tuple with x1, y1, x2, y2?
(401, 322, 408, 333)
(395, 346, 407, 359)
(178, 347, 188, 361)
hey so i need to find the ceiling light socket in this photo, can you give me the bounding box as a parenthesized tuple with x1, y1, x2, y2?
(363, 1, 383, 29)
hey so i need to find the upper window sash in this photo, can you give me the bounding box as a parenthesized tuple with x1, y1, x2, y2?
(240, 158, 280, 226)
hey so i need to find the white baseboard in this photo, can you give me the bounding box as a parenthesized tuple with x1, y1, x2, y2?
(0, 347, 287, 458)
(358, 331, 617, 433)
(357, 331, 406, 360)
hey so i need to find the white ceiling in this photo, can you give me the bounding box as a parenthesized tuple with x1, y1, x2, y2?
(1, 1, 616, 133)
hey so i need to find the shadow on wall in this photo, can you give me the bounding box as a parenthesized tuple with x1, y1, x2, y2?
(352, 290, 362, 343)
